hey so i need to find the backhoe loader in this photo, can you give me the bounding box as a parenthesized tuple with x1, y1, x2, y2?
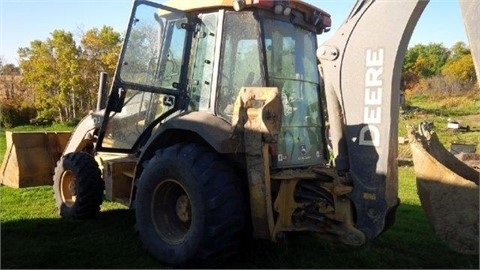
(1, 0, 478, 266)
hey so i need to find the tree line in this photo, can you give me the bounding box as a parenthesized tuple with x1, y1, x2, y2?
(0, 27, 477, 128)
(0, 26, 121, 127)
(402, 41, 477, 94)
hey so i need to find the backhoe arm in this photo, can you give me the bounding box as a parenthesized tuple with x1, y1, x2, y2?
(459, 0, 480, 82)
(318, 0, 428, 240)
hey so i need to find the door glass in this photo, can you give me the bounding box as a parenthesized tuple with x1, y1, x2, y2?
(189, 13, 218, 111)
(216, 11, 263, 121)
(102, 89, 174, 148)
(100, 2, 186, 150)
(120, 3, 188, 90)
(263, 19, 327, 168)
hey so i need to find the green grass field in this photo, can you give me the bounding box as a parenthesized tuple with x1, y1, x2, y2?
(1, 92, 479, 269)
(1, 167, 477, 269)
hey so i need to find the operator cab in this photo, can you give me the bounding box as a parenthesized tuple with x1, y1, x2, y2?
(96, 0, 331, 169)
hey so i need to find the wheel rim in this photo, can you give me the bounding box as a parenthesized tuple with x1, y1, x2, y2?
(152, 179, 192, 244)
(60, 170, 76, 207)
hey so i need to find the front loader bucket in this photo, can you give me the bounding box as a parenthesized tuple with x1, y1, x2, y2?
(0, 131, 71, 188)
(408, 124, 479, 255)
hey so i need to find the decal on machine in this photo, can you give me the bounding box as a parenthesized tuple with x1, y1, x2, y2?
(359, 48, 384, 147)
(298, 144, 311, 160)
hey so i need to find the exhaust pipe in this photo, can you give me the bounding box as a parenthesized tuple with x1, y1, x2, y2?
(96, 72, 108, 111)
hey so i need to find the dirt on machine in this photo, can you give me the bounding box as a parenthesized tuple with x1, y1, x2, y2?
(408, 123, 478, 255)
(1, 0, 478, 266)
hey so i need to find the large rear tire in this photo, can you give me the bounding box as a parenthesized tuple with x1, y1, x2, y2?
(53, 152, 104, 219)
(135, 143, 247, 267)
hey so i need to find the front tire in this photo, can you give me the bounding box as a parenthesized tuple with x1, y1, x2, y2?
(135, 143, 247, 267)
(53, 152, 104, 219)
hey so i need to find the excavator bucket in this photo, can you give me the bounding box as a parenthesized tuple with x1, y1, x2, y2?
(0, 131, 71, 188)
(408, 124, 479, 255)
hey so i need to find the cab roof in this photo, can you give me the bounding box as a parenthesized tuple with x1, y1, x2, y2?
(162, 0, 331, 29)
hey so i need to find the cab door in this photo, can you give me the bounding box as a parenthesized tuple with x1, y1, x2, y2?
(96, 1, 194, 152)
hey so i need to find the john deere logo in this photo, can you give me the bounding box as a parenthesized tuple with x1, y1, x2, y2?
(300, 144, 307, 156)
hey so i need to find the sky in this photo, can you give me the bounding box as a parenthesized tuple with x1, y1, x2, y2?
(0, 0, 471, 65)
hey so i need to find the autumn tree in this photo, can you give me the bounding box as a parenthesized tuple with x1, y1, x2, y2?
(79, 26, 122, 111)
(403, 43, 450, 79)
(17, 26, 122, 123)
(0, 63, 22, 99)
(19, 30, 82, 122)
(402, 42, 478, 93)
(0, 62, 36, 127)
(402, 43, 449, 92)
(449, 41, 471, 60)
(441, 42, 477, 89)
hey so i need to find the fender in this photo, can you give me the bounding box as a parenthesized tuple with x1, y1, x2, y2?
(318, 0, 428, 239)
(62, 113, 102, 155)
(133, 111, 242, 174)
(154, 111, 240, 152)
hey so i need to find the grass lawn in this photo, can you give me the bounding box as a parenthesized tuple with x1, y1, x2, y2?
(1, 167, 477, 269)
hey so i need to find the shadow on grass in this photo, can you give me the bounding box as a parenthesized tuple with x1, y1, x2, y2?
(2, 204, 478, 269)
(1, 209, 161, 269)
(227, 201, 479, 269)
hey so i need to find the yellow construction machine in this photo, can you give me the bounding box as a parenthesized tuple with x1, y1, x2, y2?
(1, 0, 478, 266)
